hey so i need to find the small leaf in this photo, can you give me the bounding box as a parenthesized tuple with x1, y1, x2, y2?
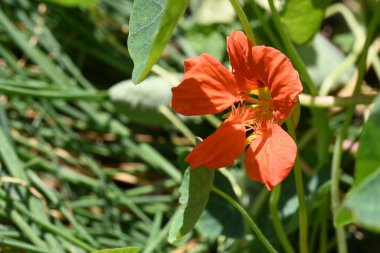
(355, 94, 380, 184)
(335, 207, 355, 227)
(168, 167, 214, 243)
(128, 0, 189, 83)
(92, 247, 140, 253)
(45, 0, 99, 7)
(335, 169, 380, 232)
(196, 171, 244, 239)
(281, 0, 331, 44)
(108, 76, 172, 126)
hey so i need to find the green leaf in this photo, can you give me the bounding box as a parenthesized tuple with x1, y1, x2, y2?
(128, 0, 189, 83)
(196, 171, 244, 239)
(355, 94, 380, 184)
(45, 0, 99, 7)
(92, 247, 140, 253)
(168, 167, 214, 243)
(335, 169, 380, 232)
(108, 76, 171, 126)
(186, 28, 225, 61)
(335, 206, 355, 227)
(281, 0, 331, 44)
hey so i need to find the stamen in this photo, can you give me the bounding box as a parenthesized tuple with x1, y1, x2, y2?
(252, 119, 275, 136)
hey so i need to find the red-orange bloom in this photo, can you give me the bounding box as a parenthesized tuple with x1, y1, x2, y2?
(171, 31, 303, 190)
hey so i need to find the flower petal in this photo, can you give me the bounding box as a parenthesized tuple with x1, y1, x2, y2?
(244, 124, 297, 190)
(227, 31, 262, 91)
(171, 54, 238, 116)
(186, 118, 246, 169)
(250, 46, 303, 121)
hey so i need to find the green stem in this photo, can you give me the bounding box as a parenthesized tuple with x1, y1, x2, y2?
(229, 0, 256, 44)
(299, 94, 376, 108)
(331, 127, 349, 253)
(204, 114, 222, 128)
(211, 186, 277, 253)
(319, 197, 329, 253)
(267, 0, 330, 168)
(249, 0, 283, 49)
(269, 185, 295, 253)
(0, 81, 107, 101)
(286, 120, 309, 253)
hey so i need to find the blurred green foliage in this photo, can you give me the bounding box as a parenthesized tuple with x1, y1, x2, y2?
(0, 0, 379, 252)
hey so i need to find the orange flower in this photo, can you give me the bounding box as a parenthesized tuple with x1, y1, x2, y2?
(171, 31, 303, 190)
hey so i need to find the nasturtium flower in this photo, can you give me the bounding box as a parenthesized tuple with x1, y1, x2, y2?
(171, 31, 303, 190)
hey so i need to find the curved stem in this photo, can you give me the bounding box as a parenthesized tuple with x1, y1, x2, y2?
(320, 3, 365, 96)
(211, 186, 277, 253)
(229, 0, 256, 44)
(269, 185, 295, 253)
(331, 121, 349, 253)
(286, 119, 309, 253)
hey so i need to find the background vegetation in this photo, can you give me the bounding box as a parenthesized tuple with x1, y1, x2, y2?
(0, 0, 379, 252)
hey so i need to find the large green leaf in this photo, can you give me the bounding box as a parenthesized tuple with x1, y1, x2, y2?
(196, 171, 244, 239)
(355, 94, 380, 184)
(335, 169, 380, 232)
(92, 247, 140, 253)
(168, 167, 214, 243)
(128, 0, 189, 83)
(45, 0, 99, 7)
(281, 0, 331, 44)
(108, 76, 172, 126)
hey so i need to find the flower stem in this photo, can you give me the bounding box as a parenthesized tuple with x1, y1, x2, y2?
(229, 0, 256, 44)
(211, 186, 277, 253)
(269, 185, 295, 253)
(286, 119, 309, 253)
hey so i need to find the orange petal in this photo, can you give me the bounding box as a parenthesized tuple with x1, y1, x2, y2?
(249, 46, 303, 122)
(227, 31, 262, 91)
(171, 54, 238, 116)
(186, 118, 246, 169)
(244, 124, 297, 190)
